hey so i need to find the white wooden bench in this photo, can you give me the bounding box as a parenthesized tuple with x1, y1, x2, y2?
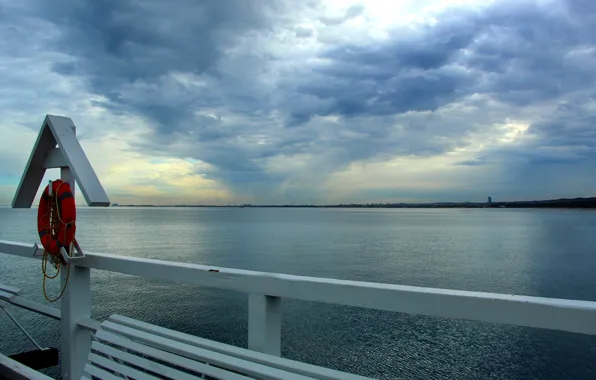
(86, 314, 375, 380)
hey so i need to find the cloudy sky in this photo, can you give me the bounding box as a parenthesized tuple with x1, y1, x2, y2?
(1, 0, 595, 205)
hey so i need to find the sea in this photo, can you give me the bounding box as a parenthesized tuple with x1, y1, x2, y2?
(1, 206, 596, 379)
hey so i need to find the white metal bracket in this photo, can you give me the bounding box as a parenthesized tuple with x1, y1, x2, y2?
(60, 240, 85, 264)
(11, 114, 107, 261)
(12, 114, 110, 208)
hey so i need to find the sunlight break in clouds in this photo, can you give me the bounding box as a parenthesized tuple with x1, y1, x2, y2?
(1, 0, 596, 205)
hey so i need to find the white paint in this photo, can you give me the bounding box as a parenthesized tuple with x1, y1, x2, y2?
(43, 147, 67, 168)
(0, 290, 15, 302)
(8, 296, 60, 320)
(91, 341, 200, 380)
(2, 240, 596, 336)
(89, 352, 163, 380)
(98, 321, 316, 380)
(55, 248, 596, 336)
(61, 166, 74, 200)
(60, 150, 93, 380)
(3, 238, 596, 377)
(11, 116, 58, 208)
(78, 317, 101, 332)
(60, 264, 91, 380)
(109, 314, 371, 380)
(0, 240, 41, 258)
(84, 364, 122, 380)
(0, 284, 22, 295)
(0, 353, 54, 380)
(12, 114, 110, 208)
(5, 288, 99, 332)
(249, 294, 282, 356)
(95, 330, 250, 380)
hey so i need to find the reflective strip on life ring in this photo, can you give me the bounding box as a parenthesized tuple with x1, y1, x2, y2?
(37, 180, 77, 256)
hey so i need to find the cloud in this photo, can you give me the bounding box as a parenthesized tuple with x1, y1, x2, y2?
(1, 0, 596, 204)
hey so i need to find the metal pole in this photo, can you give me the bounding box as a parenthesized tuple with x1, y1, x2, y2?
(0, 306, 43, 350)
(60, 123, 91, 380)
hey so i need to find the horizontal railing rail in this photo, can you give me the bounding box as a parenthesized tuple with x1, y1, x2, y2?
(3, 238, 596, 334)
(3, 238, 596, 377)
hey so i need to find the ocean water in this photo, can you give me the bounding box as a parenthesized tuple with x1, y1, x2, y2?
(1, 207, 596, 379)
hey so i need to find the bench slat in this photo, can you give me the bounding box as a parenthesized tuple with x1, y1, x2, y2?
(94, 331, 252, 380)
(0, 284, 22, 295)
(84, 363, 123, 380)
(0, 290, 15, 302)
(89, 352, 164, 380)
(101, 321, 316, 380)
(92, 341, 202, 380)
(109, 314, 371, 380)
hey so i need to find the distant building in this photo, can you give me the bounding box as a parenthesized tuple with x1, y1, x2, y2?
(488, 197, 492, 204)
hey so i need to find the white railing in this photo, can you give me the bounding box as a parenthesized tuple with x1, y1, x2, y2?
(2, 239, 596, 379)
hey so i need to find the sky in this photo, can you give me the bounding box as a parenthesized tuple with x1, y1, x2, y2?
(1, 0, 595, 205)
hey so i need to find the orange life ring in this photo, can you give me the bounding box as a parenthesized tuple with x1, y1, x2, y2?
(37, 180, 77, 257)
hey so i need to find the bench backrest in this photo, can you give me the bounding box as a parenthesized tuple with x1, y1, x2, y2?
(86, 314, 373, 380)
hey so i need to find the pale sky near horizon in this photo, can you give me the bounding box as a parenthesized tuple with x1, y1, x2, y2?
(1, 0, 595, 205)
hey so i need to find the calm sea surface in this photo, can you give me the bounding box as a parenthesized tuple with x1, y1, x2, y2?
(1, 207, 596, 379)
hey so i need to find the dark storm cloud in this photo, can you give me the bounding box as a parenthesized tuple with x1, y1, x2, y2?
(323, 9, 479, 71)
(43, 0, 276, 76)
(267, 0, 596, 200)
(290, 0, 596, 121)
(532, 107, 596, 150)
(454, 90, 596, 198)
(37, 0, 284, 135)
(16, 0, 301, 197)
(6, 0, 596, 201)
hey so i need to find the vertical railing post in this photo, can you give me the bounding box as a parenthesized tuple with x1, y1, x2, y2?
(60, 126, 92, 380)
(248, 294, 281, 356)
(60, 264, 91, 379)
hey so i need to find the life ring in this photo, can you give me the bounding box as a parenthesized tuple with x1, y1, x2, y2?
(37, 180, 77, 258)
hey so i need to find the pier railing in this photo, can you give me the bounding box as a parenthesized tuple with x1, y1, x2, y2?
(2, 239, 596, 379)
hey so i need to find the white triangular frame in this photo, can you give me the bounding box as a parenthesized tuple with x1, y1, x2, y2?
(12, 114, 110, 208)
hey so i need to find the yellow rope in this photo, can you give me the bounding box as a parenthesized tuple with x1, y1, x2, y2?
(41, 181, 75, 303)
(42, 255, 70, 302)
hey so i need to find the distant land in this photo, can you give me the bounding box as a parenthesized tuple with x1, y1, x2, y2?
(111, 197, 596, 209)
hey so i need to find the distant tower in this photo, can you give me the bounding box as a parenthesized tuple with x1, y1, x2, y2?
(488, 196, 492, 204)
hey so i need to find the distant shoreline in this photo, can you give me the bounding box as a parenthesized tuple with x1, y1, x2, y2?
(110, 197, 596, 209)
